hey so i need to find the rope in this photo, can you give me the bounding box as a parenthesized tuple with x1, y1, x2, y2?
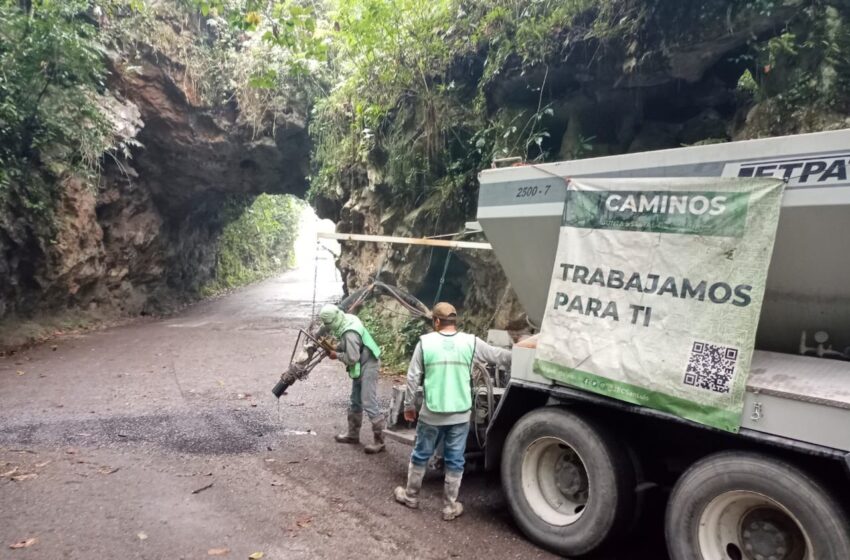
(432, 249, 453, 306)
(426, 230, 476, 239)
(310, 239, 320, 320)
(487, 282, 512, 329)
(373, 242, 393, 281)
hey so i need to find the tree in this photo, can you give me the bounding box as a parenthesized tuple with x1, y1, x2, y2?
(0, 0, 113, 191)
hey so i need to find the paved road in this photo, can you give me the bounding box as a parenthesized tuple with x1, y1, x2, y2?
(0, 252, 565, 560)
(0, 253, 665, 559)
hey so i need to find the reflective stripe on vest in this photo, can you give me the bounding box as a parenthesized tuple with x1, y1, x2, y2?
(420, 331, 475, 413)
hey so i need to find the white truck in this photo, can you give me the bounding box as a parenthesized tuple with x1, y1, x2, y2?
(458, 129, 850, 559)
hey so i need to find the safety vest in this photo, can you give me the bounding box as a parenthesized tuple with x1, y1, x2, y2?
(337, 313, 381, 379)
(420, 331, 476, 413)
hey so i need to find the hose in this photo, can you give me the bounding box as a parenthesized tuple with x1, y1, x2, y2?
(471, 362, 495, 450)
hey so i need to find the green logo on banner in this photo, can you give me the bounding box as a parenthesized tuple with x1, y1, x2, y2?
(564, 190, 751, 237)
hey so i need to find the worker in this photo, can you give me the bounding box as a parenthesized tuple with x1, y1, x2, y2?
(394, 302, 511, 520)
(319, 304, 386, 454)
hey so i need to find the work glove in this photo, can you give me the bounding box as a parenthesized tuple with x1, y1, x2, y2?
(403, 408, 416, 422)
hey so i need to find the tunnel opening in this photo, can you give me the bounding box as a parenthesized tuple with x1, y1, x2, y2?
(200, 193, 306, 295)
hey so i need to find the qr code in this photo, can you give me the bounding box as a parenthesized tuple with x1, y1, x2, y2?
(683, 341, 738, 394)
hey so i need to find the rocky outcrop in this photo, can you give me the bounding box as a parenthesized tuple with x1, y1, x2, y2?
(326, 169, 528, 334)
(0, 46, 309, 326)
(316, 1, 850, 335)
(106, 52, 309, 307)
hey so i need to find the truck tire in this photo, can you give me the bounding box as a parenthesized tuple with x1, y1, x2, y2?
(501, 407, 636, 557)
(666, 451, 850, 560)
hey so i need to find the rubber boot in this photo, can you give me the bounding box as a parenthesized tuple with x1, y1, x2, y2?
(441, 471, 464, 521)
(334, 411, 361, 444)
(393, 462, 426, 509)
(364, 416, 386, 454)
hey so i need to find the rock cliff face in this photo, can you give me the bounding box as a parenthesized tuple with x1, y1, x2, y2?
(0, 47, 309, 326)
(316, 2, 850, 335)
(325, 177, 528, 335)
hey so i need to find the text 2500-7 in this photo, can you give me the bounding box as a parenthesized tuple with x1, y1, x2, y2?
(515, 184, 552, 198)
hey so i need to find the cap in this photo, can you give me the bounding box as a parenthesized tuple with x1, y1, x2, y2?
(432, 302, 457, 320)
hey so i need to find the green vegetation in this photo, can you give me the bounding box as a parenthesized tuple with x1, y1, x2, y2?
(757, 9, 848, 113)
(3, 0, 850, 315)
(203, 194, 304, 294)
(0, 0, 312, 299)
(358, 301, 427, 373)
(0, 0, 120, 232)
(183, 0, 329, 132)
(6, 0, 849, 225)
(301, 0, 850, 214)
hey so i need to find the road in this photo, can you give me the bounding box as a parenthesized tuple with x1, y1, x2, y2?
(0, 241, 668, 560)
(0, 251, 572, 560)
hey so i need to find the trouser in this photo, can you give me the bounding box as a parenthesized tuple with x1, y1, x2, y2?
(410, 421, 470, 475)
(348, 361, 382, 422)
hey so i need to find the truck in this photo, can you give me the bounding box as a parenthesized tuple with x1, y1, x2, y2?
(385, 128, 850, 559)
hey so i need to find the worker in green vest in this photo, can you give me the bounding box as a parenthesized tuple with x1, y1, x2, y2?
(394, 302, 511, 520)
(319, 304, 386, 454)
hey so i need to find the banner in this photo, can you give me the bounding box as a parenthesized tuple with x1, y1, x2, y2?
(533, 177, 785, 432)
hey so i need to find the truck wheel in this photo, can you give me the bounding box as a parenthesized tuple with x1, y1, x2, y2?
(666, 451, 850, 560)
(501, 407, 636, 557)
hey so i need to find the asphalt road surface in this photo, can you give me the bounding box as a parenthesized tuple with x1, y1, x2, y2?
(0, 255, 664, 559)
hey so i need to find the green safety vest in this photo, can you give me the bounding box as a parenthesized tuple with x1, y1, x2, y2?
(335, 313, 381, 379)
(420, 331, 476, 414)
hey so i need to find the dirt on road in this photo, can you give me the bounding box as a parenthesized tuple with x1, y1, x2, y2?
(0, 254, 567, 560)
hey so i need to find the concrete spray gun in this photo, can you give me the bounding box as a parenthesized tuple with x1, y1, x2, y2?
(271, 280, 432, 398)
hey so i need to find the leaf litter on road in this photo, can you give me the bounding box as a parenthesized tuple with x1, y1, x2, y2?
(248, 553, 264, 559)
(1, 466, 19, 477)
(11, 473, 37, 482)
(192, 482, 214, 494)
(177, 471, 213, 477)
(207, 548, 230, 556)
(9, 538, 37, 549)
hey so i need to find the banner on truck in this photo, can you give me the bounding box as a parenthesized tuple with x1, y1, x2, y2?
(533, 177, 785, 432)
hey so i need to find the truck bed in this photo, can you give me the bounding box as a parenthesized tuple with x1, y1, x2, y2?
(740, 351, 850, 451)
(748, 351, 850, 409)
(511, 346, 850, 452)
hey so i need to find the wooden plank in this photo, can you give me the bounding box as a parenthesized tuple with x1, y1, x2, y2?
(318, 232, 492, 250)
(382, 428, 417, 446)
